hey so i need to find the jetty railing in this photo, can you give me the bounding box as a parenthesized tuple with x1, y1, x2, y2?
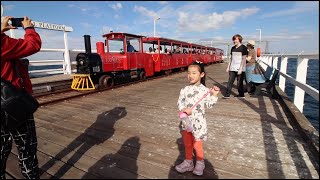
(259, 53, 319, 113)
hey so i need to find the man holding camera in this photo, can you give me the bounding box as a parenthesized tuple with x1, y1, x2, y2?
(1, 15, 41, 179)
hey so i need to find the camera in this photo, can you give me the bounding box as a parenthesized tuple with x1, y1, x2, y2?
(8, 18, 24, 27)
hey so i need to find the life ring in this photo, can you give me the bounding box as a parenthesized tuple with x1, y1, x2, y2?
(257, 48, 261, 57)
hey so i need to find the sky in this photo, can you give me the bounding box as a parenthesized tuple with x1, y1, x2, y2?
(1, 1, 319, 58)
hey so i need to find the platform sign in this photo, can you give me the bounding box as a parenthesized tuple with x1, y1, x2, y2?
(32, 21, 73, 32)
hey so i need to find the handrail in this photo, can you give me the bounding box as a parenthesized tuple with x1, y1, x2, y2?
(259, 53, 319, 113)
(28, 49, 84, 77)
(261, 53, 319, 60)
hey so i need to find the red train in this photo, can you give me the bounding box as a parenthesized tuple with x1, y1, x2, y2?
(74, 32, 224, 89)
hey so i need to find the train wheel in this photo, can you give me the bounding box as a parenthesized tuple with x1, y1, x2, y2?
(139, 71, 146, 80)
(99, 75, 114, 89)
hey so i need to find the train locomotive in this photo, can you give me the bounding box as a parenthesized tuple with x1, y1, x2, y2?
(72, 32, 224, 90)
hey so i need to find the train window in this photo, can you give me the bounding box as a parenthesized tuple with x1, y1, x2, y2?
(127, 38, 140, 52)
(108, 39, 124, 53)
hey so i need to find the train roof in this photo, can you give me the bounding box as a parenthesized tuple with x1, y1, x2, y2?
(102, 32, 146, 39)
(102, 32, 221, 51)
(143, 37, 215, 49)
(143, 37, 190, 45)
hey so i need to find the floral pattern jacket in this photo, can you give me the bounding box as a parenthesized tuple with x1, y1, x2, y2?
(177, 84, 218, 141)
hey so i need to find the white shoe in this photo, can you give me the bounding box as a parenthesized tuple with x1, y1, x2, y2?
(193, 160, 205, 176)
(175, 159, 194, 173)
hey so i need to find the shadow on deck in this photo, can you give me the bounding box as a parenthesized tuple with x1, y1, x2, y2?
(5, 63, 319, 179)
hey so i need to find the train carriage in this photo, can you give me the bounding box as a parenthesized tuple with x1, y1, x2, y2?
(72, 32, 224, 90)
(142, 37, 191, 74)
(215, 48, 224, 62)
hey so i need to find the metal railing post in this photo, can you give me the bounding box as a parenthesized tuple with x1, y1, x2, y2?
(294, 57, 309, 113)
(268, 56, 273, 67)
(272, 57, 278, 69)
(279, 57, 288, 91)
(63, 30, 71, 74)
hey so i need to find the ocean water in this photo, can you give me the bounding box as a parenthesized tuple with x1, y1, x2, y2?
(277, 58, 319, 131)
(29, 65, 63, 78)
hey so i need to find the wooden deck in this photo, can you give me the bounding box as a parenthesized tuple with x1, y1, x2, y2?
(6, 62, 319, 179)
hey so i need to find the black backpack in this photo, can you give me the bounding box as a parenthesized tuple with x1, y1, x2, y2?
(1, 60, 39, 130)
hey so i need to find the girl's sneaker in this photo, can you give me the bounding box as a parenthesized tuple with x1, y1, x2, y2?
(193, 160, 205, 176)
(175, 159, 194, 173)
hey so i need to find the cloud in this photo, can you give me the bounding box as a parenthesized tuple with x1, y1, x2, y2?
(3, 4, 15, 11)
(115, 24, 130, 33)
(158, 1, 168, 5)
(110, 2, 122, 10)
(133, 2, 259, 35)
(80, 22, 92, 29)
(68, 4, 90, 12)
(177, 7, 260, 32)
(67, 3, 104, 18)
(260, 1, 319, 18)
(134, 5, 158, 19)
(102, 26, 113, 34)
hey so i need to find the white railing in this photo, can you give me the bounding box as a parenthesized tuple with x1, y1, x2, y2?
(8, 23, 74, 76)
(28, 49, 98, 77)
(259, 53, 319, 113)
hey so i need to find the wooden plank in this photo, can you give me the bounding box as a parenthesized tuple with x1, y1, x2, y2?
(31, 116, 296, 179)
(6, 63, 317, 179)
(33, 97, 316, 176)
(33, 100, 316, 179)
(36, 102, 312, 168)
(10, 143, 96, 179)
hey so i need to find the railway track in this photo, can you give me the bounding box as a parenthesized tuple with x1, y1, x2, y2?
(35, 70, 187, 106)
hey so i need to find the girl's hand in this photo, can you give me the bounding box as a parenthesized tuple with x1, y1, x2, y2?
(210, 86, 220, 97)
(182, 108, 192, 115)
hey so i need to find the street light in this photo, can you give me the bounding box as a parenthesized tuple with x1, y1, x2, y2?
(154, 17, 160, 37)
(256, 29, 261, 48)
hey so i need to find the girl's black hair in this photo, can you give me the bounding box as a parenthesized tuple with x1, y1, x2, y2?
(190, 61, 206, 86)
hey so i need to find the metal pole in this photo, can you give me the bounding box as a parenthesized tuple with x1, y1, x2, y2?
(259, 30, 261, 48)
(153, 19, 156, 37)
(256, 29, 261, 49)
(63, 31, 71, 74)
(154, 17, 160, 37)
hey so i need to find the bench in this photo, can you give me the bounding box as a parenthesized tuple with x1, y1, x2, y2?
(247, 61, 280, 99)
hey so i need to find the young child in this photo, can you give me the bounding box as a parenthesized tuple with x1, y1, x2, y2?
(176, 61, 220, 176)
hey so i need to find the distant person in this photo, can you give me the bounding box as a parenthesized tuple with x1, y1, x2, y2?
(176, 61, 220, 176)
(245, 40, 257, 94)
(148, 47, 154, 53)
(223, 34, 248, 98)
(175, 47, 181, 54)
(1, 15, 42, 179)
(126, 41, 136, 52)
(155, 46, 163, 53)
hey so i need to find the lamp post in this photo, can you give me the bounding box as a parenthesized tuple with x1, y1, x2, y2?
(154, 17, 160, 37)
(256, 28, 261, 48)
